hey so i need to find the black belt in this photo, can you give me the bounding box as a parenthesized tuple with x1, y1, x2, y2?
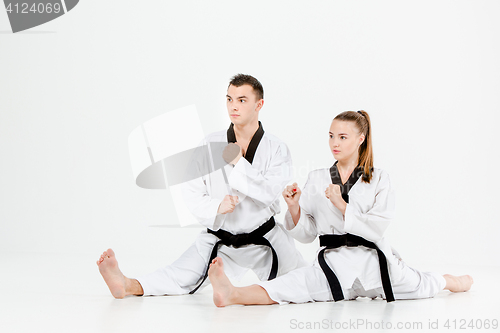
(189, 217, 278, 294)
(318, 233, 395, 302)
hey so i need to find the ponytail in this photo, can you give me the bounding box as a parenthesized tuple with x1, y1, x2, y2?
(333, 110, 373, 183)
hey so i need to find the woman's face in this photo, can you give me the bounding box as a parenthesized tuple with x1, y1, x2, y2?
(329, 120, 365, 162)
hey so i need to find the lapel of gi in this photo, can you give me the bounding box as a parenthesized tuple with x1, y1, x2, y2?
(329, 161, 363, 203)
(226, 121, 265, 165)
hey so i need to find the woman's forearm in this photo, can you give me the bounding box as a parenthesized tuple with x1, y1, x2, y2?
(288, 203, 301, 226)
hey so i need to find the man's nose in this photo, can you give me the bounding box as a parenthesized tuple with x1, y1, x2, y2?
(228, 101, 237, 111)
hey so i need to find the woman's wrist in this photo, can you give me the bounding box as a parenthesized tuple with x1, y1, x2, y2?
(288, 203, 300, 214)
(288, 203, 301, 226)
(338, 201, 347, 216)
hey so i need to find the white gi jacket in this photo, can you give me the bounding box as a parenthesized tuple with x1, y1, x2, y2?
(284, 167, 403, 291)
(183, 129, 291, 233)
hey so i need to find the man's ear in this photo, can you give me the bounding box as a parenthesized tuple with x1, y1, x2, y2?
(255, 99, 264, 112)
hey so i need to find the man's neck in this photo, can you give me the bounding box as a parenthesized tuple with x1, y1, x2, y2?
(233, 121, 260, 142)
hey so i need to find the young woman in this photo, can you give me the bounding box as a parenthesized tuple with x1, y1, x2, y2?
(207, 110, 473, 306)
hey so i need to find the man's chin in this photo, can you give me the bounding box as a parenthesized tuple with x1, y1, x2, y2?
(229, 118, 242, 125)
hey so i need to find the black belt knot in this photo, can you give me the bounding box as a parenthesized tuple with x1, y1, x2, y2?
(320, 233, 374, 248)
(221, 233, 250, 248)
(208, 218, 275, 248)
(189, 217, 278, 294)
(318, 233, 395, 302)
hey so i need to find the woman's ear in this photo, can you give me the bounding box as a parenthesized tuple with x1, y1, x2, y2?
(359, 135, 365, 146)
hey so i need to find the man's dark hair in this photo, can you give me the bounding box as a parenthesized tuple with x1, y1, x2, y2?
(228, 74, 264, 100)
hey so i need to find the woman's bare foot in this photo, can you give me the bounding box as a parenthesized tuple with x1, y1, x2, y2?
(97, 249, 131, 299)
(443, 274, 474, 292)
(208, 257, 236, 307)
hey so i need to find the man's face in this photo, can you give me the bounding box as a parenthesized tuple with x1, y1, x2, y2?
(226, 84, 263, 126)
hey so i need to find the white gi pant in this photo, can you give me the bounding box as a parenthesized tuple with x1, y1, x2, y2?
(137, 223, 305, 295)
(258, 253, 446, 304)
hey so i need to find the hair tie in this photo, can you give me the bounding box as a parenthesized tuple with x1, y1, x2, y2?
(357, 110, 363, 115)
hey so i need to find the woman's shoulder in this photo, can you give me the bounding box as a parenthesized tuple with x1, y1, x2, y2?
(306, 167, 389, 177)
(307, 168, 330, 179)
(372, 167, 390, 179)
(304, 167, 391, 186)
(369, 167, 392, 189)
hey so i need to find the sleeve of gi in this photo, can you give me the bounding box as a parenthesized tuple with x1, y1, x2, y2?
(343, 170, 395, 242)
(180, 138, 226, 230)
(283, 172, 318, 243)
(227, 141, 292, 209)
(181, 175, 226, 230)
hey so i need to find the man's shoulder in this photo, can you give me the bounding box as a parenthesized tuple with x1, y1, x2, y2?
(261, 132, 291, 160)
(203, 127, 288, 146)
(204, 130, 227, 142)
(263, 131, 285, 145)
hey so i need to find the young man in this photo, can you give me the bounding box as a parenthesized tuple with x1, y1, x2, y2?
(97, 74, 305, 298)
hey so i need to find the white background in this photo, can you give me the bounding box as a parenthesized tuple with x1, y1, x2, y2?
(1, 0, 499, 269)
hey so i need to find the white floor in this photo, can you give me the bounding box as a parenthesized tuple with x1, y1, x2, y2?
(1, 249, 498, 333)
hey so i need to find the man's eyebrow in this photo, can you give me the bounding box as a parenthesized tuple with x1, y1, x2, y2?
(226, 94, 248, 99)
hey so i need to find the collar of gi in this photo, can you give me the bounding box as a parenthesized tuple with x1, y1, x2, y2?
(329, 161, 364, 203)
(226, 121, 264, 165)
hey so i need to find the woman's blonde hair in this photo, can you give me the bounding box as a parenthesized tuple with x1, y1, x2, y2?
(333, 110, 373, 183)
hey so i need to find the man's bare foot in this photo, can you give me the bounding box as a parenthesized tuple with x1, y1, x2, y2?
(208, 257, 236, 307)
(97, 249, 127, 299)
(444, 274, 474, 292)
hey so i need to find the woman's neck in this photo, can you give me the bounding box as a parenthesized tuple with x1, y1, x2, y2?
(336, 157, 359, 176)
(337, 156, 358, 170)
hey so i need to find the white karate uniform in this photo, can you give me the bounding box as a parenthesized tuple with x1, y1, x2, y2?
(137, 129, 306, 295)
(258, 168, 446, 304)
